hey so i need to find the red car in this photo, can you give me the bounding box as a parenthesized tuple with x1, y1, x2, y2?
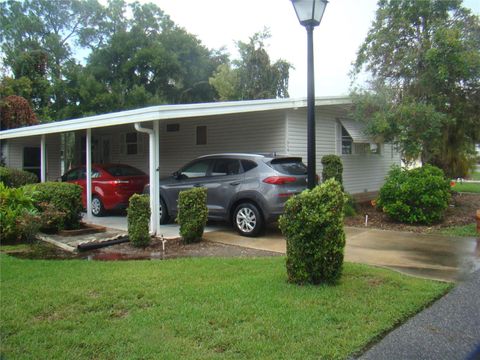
(61, 164, 149, 216)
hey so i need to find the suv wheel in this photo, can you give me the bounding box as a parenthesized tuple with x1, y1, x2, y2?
(159, 198, 169, 224)
(233, 203, 264, 237)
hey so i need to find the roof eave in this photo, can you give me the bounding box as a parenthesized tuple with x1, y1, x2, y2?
(0, 96, 351, 140)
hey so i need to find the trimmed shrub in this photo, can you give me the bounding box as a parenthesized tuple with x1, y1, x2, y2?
(377, 165, 451, 225)
(0, 182, 39, 243)
(320, 156, 355, 216)
(26, 182, 83, 231)
(176, 187, 208, 244)
(0, 166, 38, 188)
(321, 155, 343, 187)
(279, 179, 346, 285)
(127, 194, 151, 248)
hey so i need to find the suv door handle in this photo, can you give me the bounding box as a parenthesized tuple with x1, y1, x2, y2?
(230, 181, 240, 186)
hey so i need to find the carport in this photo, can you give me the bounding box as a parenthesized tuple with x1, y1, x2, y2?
(1, 97, 354, 235)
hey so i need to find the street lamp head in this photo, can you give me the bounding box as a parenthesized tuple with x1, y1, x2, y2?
(291, 0, 328, 27)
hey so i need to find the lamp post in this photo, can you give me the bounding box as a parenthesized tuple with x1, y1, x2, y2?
(291, 0, 328, 189)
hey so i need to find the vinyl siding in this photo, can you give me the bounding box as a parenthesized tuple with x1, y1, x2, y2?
(286, 106, 341, 166)
(286, 107, 402, 194)
(158, 110, 287, 177)
(74, 126, 150, 174)
(1, 134, 62, 181)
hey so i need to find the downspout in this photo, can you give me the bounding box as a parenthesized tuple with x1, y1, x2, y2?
(85, 129, 92, 220)
(40, 134, 46, 182)
(134, 122, 158, 235)
(153, 120, 160, 236)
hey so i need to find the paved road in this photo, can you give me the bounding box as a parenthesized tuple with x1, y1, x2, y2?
(357, 270, 480, 360)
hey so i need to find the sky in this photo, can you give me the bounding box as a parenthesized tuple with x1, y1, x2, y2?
(135, 0, 480, 98)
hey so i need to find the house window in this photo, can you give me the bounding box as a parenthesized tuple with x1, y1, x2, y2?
(341, 126, 353, 155)
(196, 126, 207, 145)
(166, 124, 180, 132)
(23, 147, 41, 179)
(125, 132, 138, 155)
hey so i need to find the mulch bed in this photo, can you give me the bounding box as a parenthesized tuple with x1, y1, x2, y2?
(345, 192, 480, 233)
(91, 237, 282, 260)
(3, 237, 281, 261)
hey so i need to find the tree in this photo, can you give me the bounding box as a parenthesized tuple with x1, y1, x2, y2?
(0, 0, 103, 120)
(0, 95, 38, 130)
(209, 30, 292, 101)
(351, 0, 480, 177)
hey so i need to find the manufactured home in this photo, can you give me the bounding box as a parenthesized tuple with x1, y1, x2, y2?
(0, 96, 401, 234)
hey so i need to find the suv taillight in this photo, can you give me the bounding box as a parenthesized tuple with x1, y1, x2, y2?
(263, 176, 297, 185)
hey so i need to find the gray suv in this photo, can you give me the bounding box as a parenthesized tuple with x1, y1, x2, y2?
(146, 153, 308, 237)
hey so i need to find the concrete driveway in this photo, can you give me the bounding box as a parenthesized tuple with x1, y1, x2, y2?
(204, 226, 480, 282)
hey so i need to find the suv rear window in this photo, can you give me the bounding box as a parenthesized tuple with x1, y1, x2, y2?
(104, 165, 145, 177)
(269, 158, 307, 175)
(241, 160, 258, 172)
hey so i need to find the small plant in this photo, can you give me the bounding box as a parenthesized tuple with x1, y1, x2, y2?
(26, 182, 83, 231)
(0, 166, 38, 188)
(343, 193, 357, 217)
(279, 179, 346, 285)
(377, 164, 451, 225)
(127, 194, 151, 248)
(0, 182, 39, 243)
(321, 155, 343, 188)
(176, 187, 208, 244)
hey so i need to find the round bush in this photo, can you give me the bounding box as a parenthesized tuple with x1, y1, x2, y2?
(127, 194, 151, 248)
(0, 166, 38, 188)
(279, 179, 346, 285)
(377, 165, 451, 225)
(26, 182, 83, 231)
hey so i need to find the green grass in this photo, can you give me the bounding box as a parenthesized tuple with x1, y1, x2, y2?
(439, 223, 477, 237)
(471, 171, 480, 181)
(451, 181, 480, 193)
(0, 255, 450, 359)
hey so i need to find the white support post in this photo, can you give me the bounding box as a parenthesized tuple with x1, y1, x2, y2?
(40, 134, 46, 182)
(85, 129, 92, 220)
(135, 122, 157, 235)
(153, 120, 160, 235)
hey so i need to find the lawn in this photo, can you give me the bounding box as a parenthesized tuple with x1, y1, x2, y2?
(439, 223, 477, 237)
(0, 254, 450, 359)
(451, 181, 480, 193)
(470, 171, 480, 181)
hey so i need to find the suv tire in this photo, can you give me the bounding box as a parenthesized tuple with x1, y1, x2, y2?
(159, 198, 169, 224)
(233, 202, 264, 237)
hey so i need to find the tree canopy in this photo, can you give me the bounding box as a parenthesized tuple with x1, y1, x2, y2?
(351, 0, 480, 177)
(0, 0, 286, 125)
(209, 30, 291, 101)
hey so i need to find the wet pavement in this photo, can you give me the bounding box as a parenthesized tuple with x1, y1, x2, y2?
(204, 227, 480, 282)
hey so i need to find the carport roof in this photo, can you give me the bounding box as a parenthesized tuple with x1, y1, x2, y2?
(0, 96, 351, 140)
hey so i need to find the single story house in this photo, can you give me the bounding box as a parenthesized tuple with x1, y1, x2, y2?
(0, 96, 401, 234)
